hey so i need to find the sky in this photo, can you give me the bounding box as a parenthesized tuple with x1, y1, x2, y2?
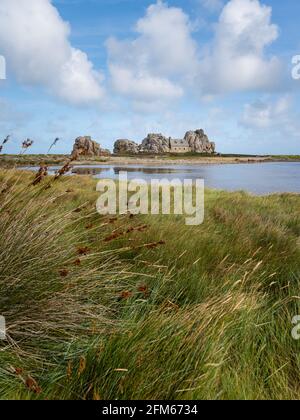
(0, 0, 300, 155)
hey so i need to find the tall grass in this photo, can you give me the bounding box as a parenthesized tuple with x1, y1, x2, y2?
(59, 190, 300, 400)
(0, 169, 142, 398)
(0, 169, 299, 399)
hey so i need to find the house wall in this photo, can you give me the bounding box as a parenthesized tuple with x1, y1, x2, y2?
(170, 146, 191, 153)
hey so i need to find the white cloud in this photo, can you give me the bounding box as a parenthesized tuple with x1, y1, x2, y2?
(240, 94, 300, 144)
(200, 0, 282, 93)
(239, 95, 300, 153)
(0, 0, 104, 105)
(106, 1, 197, 102)
(0, 0, 285, 109)
(107, 0, 282, 104)
(241, 96, 291, 129)
(108, 64, 183, 101)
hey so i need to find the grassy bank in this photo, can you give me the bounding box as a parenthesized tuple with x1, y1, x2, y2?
(1, 154, 300, 169)
(0, 169, 300, 400)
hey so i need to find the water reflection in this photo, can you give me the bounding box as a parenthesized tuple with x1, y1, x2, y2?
(72, 167, 110, 176)
(20, 162, 300, 195)
(112, 166, 194, 175)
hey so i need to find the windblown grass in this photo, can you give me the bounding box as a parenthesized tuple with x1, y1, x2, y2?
(0, 169, 299, 400)
(0, 170, 142, 397)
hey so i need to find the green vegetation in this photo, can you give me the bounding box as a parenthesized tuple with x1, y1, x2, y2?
(270, 155, 300, 161)
(0, 154, 68, 167)
(0, 154, 109, 168)
(1, 153, 300, 169)
(0, 169, 300, 400)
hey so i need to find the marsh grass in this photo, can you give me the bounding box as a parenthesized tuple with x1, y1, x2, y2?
(0, 169, 300, 400)
(0, 169, 146, 397)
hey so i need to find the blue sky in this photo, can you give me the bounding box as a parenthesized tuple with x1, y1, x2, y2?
(0, 0, 300, 154)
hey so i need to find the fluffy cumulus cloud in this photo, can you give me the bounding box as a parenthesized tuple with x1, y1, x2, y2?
(0, 0, 285, 110)
(106, 1, 198, 102)
(107, 0, 282, 103)
(199, 0, 282, 93)
(0, 0, 104, 105)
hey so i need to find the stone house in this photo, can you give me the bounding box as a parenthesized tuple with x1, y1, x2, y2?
(169, 138, 191, 154)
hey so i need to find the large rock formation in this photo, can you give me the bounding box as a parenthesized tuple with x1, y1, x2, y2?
(184, 130, 215, 154)
(113, 129, 216, 155)
(140, 134, 170, 154)
(72, 136, 110, 157)
(114, 139, 140, 155)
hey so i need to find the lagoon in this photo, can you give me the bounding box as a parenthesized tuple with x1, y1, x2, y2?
(22, 162, 300, 195)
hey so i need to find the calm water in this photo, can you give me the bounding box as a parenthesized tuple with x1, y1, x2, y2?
(22, 162, 300, 195)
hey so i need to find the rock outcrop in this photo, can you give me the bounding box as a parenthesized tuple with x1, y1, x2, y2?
(114, 139, 140, 155)
(113, 129, 216, 155)
(72, 136, 110, 157)
(184, 130, 215, 154)
(140, 134, 170, 154)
